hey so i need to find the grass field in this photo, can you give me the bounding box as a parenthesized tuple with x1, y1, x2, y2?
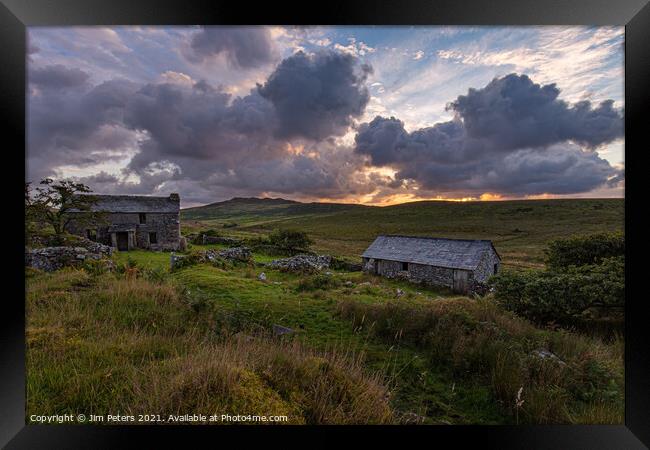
(25, 197, 625, 425)
(182, 198, 624, 269)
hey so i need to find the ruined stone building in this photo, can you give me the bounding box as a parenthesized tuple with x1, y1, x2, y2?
(362, 235, 501, 294)
(66, 194, 181, 251)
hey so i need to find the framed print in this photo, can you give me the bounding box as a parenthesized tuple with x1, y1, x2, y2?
(2, 0, 649, 448)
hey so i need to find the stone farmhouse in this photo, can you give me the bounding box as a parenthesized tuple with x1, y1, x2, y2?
(65, 193, 181, 251)
(362, 235, 501, 294)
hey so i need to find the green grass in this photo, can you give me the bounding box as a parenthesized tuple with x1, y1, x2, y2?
(31, 242, 623, 424)
(182, 198, 624, 269)
(26, 197, 624, 425)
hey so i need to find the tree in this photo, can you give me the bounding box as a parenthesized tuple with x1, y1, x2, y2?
(26, 178, 106, 237)
(267, 229, 313, 254)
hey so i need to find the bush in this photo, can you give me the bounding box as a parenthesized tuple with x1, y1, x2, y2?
(544, 232, 624, 270)
(490, 256, 624, 324)
(267, 229, 313, 254)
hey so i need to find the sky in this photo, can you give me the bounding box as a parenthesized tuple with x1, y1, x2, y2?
(26, 26, 625, 207)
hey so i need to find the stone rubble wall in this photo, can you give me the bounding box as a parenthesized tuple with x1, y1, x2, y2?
(26, 240, 113, 272)
(268, 254, 332, 273)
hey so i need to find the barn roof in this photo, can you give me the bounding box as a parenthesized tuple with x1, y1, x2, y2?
(361, 235, 500, 270)
(69, 194, 180, 214)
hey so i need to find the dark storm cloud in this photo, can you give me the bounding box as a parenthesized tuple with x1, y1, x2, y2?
(258, 51, 372, 140)
(27, 49, 381, 202)
(30, 64, 90, 90)
(354, 74, 623, 196)
(449, 74, 623, 150)
(28, 78, 140, 180)
(186, 26, 276, 68)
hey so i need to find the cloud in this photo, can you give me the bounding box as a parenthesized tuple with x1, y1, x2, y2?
(449, 74, 623, 150)
(30, 64, 90, 90)
(185, 26, 276, 69)
(27, 78, 140, 180)
(28, 49, 382, 203)
(258, 50, 372, 140)
(354, 73, 623, 196)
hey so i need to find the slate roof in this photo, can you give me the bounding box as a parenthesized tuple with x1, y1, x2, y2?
(361, 235, 500, 271)
(69, 194, 180, 214)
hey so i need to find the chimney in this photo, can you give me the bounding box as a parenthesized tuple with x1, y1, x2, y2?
(169, 193, 180, 202)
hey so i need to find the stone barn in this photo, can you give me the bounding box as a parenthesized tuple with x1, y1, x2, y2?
(65, 193, 181, 251)
(362, 235, 501, 294)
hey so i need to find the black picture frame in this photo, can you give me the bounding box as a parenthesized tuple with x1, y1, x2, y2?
(2, 0, 648, 448)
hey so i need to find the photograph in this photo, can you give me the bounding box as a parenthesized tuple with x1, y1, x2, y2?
(21, 23, 630, 427)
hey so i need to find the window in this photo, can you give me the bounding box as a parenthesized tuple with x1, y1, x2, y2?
(86, 229, 97, 241)
(149, 232, 157, 244)
(494, 263, 499, 274)
(401, 261, 408, 271)
(139, 213, 146, 224)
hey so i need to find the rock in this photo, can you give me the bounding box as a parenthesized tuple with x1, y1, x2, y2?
(531, 349, 566, 365)
(272, 324, 294, 336)
(344, 281, 354, 287)
(258, 272, 267, 281)
(269, 254, 332, 273)
(396, 288, 405, 297)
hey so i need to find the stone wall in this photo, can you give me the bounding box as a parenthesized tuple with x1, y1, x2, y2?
(26, 241, 113, 272)
(473, 248, 500, 283)
(408, 262, 455, 288)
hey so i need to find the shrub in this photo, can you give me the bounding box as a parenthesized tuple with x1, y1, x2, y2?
(544, 232, 624, 270)
(267, 229, 313, 254)
(82, 258, 114, 276)
(490, 256, 624, 324)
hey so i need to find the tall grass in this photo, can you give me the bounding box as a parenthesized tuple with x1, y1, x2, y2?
(26, 269, 393, 424)
(337, 297, 624, 424)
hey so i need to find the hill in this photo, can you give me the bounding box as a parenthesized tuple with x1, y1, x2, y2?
(182, 197, 370, 223)
(182, 198, 624, 269)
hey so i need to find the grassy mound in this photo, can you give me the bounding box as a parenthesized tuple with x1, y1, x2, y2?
(337, 297, 623, 424)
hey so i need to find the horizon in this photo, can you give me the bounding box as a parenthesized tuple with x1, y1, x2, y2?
(27, 26, 624, 206)
(178, 194, 623, 209)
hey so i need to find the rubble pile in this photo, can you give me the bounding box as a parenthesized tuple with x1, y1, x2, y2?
(268, 254, 332, 273)
(207, 246, 252, 263)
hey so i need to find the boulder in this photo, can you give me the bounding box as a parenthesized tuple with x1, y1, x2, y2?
(272, 324, 295, 336)
(531, 349, 566, 366)
(258, 272, 267, 281)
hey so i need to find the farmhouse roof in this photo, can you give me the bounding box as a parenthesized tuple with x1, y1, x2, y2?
(69, 194, 180, 214)
(361, 235, 500, 271)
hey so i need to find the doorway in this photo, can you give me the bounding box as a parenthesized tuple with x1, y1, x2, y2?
(116, 232, 129, 251)
(452, 270, 469, 294)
